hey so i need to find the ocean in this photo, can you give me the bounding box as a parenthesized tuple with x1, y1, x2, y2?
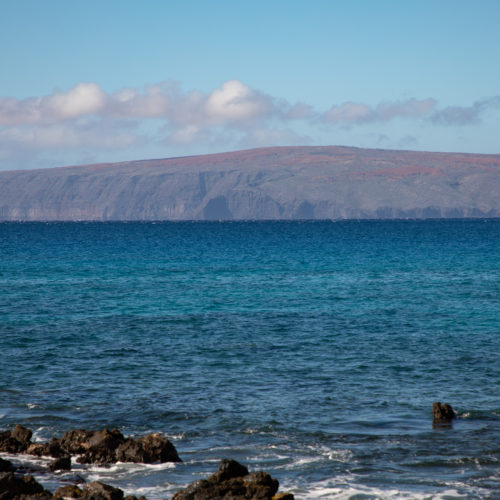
(1, 220, 500, 499)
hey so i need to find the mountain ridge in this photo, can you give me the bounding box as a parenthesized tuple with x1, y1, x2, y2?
(1, 146, 499, 220)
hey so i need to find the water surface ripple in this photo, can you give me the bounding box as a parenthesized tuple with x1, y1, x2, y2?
(1, 220, 499, 499)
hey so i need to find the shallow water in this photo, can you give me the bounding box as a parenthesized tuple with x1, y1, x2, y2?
(1, 220, 500, 498)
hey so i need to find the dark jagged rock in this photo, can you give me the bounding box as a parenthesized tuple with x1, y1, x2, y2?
(59, 430, 95, 454)
(26, 443, 47, 457)
(115, 434, 181, 464)
(87, 430, 125, 451)
(0, 425, 33, 454)
(47, 438, 68, 459)
(0, 425, 31, 454)
(2, 425, 180, 466)
(82, 481, 124, 500)
(213, 459, 248, 481)
(0, 458, 14, 473)
(77, 430, 125, 465)
(11, 425, 32, 449)
(0, 431, 25, 454)
(28, 438, 67, 459)
(171, 459, 291, 500)
(54, 484, 84, 498)
(0, 472, 52, 499)
(54, 482, 130, 500)
(433, 402, 456, 424)
(49, 456, 71, 472)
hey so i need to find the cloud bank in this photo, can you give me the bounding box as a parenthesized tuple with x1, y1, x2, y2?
(0, 80, 498, 169)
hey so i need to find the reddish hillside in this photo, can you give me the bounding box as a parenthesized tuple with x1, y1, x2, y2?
(0, 146, 499, 220)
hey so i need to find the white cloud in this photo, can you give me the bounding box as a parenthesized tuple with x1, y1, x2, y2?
(323, 101, 372, 124)
(322, 98, 436, 124)
(45, 83, 107, 120)
(204, 80, 273, 123)
(0, 80, 278, 127)
(0, 83, 107, 125)
(0, 119, 138, 151)
(429, 96, 500, 125)
(0, 80, 498, 169)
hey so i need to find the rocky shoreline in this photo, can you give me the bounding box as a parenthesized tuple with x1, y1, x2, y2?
(0, 425, 294, 499)
(0, 403, 455, 499)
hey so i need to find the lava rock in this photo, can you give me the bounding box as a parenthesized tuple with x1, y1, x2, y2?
(433, 402, 456, 424)
(82, 481, 124, 500)
(54, 484, 84, 498)
(77, 429, 125, 465)
(0, 471, 52, 499)
(49, 456, 71, 472)
(59, 429, 95, 454)
(213, 459, 248, 481)
(171, 459, 289, 500)
(0, 431, 24, 454)
(0, 458, 14, 473)
(272, 494, 295, 500)
(11, 425, 32, 449)
(26, 443, 47, 457)
(3, 425, 181, 466)
(0, 425, 33, 453)
(115, 434, 181, 464)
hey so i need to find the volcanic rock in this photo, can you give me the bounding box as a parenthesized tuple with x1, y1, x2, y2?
(49, 456, 71, 472)
(28, 438, 68, 459)
(0, 458, 14, 473)
(59, 429, 95, 454)
(0, 431, 25, 454)
(171, 459, 291, 500)
(82, 481, 124, 500)
(213, 459, 249, 481)
(0, 425, 32, 454)
(54, 484, 84, 498)
(0, 472, 52, 499)
(2, 425, 181, 466)
(115, 434, 181, 464)
(11, 425, 32, 448)
(77, 429, 125, 465)
(432, 402, 456, 423)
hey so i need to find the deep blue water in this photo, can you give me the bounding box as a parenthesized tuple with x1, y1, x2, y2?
(1, 220, 500, 499)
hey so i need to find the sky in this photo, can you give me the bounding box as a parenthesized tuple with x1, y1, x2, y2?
(0, 0, 499, 171)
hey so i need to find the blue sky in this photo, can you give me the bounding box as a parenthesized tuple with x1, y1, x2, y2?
(0, 0, 499, 170)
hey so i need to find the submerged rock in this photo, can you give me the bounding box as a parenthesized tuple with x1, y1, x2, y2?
(171, 459, 292, 500)
(432, 402, 456, 424)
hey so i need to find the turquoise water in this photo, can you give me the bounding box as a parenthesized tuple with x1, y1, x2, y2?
(1, 220, 500, 498)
